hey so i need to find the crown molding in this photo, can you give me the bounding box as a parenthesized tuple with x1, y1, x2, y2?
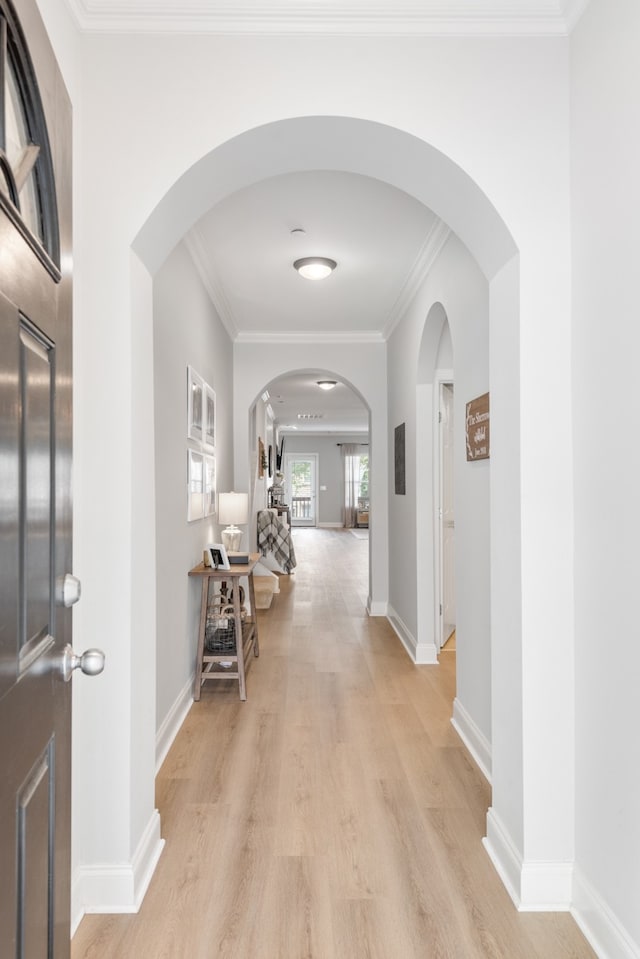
(62, 0, 580, 36)
(184, 229, 238, 341)
(235, 329, 385, 345)
(561, 0, 590, 31)
(383, 218, 451, 341)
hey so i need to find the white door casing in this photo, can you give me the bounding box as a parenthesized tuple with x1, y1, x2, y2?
(439, 381, 456, 647)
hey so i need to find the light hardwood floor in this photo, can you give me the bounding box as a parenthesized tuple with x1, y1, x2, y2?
(72, 528, 596, 959)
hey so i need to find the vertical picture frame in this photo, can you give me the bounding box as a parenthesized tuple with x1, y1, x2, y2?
(206, 543, 230, 571)
(187, 366, 204, 443)
(204, 454, 216, 516)
(203, 383, 216, 450)
(187, 449, 204, 522)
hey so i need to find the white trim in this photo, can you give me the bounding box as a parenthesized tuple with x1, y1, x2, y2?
(520, 861, 573, 912)
(184, 231, 238, 340)
(434, 370, 454, 653)
(483, 809, 574, 912)
(384, 220, 451, 339)
(71, 810, 165, 925)
(451, 696, 491, 782)
(562, 0, 591, 31)
(155, 677, 194, 773)
(318, 521, 344, 528)
(367, 598, 387, 617)
(63, 0, 579, 37)
(483, 807, 523, 908)
(387, 604, 438, 664)
(572, 868, 640, 959)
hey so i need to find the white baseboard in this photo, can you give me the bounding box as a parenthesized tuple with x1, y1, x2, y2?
(451, 697, 492, 782)
(483, 808, 573, 911)
(156, 676, 194, 773)
(572, 868, 640, 959)
(387, 605, 438, 664)
(367, 598, 387, 617)
(71, 809, 165, 932)
(520, 861, 573, 911)
(318, 522, 343, 528)
(483, 807, 523, 908)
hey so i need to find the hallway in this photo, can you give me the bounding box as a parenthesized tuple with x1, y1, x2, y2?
(72, 529, 595, 958)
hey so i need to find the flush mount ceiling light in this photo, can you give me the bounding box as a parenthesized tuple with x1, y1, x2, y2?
(317, 380, 338, 391)
(293, 257, 337, 280)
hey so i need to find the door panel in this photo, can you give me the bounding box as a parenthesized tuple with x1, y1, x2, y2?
(1, 1, 75, 955)
(0, 287, 69, 958)
(20, 319, 55, 670)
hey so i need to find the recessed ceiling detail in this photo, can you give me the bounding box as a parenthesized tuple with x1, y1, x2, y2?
(64, 0, 590, 36)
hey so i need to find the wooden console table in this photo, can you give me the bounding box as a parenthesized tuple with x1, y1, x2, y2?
(189, 554, 260, 701)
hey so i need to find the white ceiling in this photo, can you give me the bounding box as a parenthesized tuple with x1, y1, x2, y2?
(186, 170, 441, 435)
(266, 372, 369, 435)
(187, 171, 440, 342)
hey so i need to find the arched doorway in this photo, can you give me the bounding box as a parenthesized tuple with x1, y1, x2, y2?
(77, 114, 564, 924)
(246, 369, 373, 604)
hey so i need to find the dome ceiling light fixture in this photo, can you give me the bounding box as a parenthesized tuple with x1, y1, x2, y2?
(316, 380, 338, 391)
(293, 256, 337, 280)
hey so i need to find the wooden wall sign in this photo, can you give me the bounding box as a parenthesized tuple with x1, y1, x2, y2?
(466, 392, 490, 461)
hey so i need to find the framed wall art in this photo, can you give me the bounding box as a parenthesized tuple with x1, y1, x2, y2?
(204, 454, 216, 516)
(187, 366, 204, 443)
(187, 449, 204, 522)
(204, 384, 216, 450)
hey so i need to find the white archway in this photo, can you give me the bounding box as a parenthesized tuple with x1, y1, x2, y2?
(129, 115, 527, 908)
(235, 351, 387, 613)
(78, 112, 571, 922)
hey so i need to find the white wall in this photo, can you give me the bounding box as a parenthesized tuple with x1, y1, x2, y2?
(283, 433, 369, 525)
(153, 242, 234, 733)
(388, 235, 491, 739)
(30, 5, 578, 925)
(571, 1, 640, 953)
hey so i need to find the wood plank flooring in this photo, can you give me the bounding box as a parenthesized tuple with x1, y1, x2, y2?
(72, 528, 596, 959)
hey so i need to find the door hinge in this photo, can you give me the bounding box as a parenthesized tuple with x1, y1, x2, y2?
(438, 411, 442, 422)
(439, 604, 443, 616)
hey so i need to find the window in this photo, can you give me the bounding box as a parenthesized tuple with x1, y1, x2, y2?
(342, 444, 369, 527)
(0, 3, 60, 277)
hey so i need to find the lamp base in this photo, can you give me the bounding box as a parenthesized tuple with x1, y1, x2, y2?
(221, 526, 242, 552)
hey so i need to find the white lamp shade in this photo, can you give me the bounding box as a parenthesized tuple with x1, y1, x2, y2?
(218, 491, 248, 526)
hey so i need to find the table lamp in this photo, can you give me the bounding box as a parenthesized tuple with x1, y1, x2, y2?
(218, 491, 248, 552)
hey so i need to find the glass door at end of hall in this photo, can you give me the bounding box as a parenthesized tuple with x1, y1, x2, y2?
(285, 454, 318, 527)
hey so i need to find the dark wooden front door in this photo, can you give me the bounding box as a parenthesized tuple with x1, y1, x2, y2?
(0, 1, 75, 955)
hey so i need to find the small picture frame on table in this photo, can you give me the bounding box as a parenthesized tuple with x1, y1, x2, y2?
(206, 543, 230, 571)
